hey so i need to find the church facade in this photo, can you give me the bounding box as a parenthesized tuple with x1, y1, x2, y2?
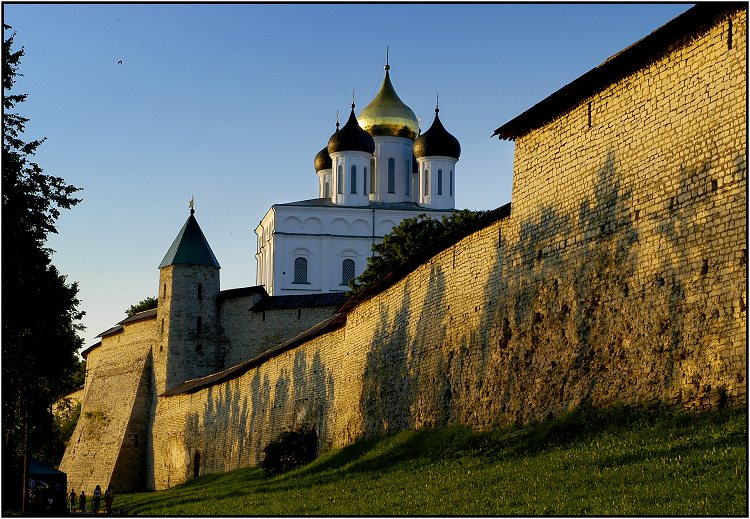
(255, 60, 461, 295)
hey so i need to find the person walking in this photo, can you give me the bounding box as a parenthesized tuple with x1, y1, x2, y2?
(104, 486, 114, 515)
(69, 488, 77, 513)
(93, 485, 102, 514)
(79, 490, 87, 512)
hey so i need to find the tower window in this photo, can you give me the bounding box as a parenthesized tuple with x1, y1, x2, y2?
(197, 316, 202, 334)
(294, 257, 308, 284)
(163, 283, 166, 298)
(350, 165, 357, 194)
(363, 167, 368, 196)
(341, 259, 355, 285)
(324, 181, 330, 198)
(424, 169, 429, 196)
(197, 283, 202, 300)
(450, 170, 454, 196)
(405, 159, 410, 196)
(337, 164, 343, 194)
(437, 169, 443, 196)
(370, 158, 376, 193)
(387, 158, 395, 193)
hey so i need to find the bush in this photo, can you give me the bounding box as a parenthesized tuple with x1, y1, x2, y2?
(260, 427, 317, 474)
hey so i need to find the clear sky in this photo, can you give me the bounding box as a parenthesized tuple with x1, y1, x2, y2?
(4, 2, 693, 349)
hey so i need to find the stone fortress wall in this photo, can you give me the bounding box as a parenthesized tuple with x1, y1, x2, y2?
(60, 291, 342, 492)
(148, 6, 746, 490)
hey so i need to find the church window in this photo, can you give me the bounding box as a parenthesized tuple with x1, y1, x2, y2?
(438, 169, 443, 196)
(341, 259, 355, 285)
(163, 283, 166, 298)
(197, 283, 202, 300)
(294, 257, 308, 284)
(197, 316, 202, 334)
(337, 165, 343, 194)
(450, 170, 454, 196)
(424, 169, 429, 196)
(370, 159, 376, 193)
(363, 167, 368, 195)
(387, 158, 395, 193)
(324, 181, 330, 198)
(405, 159, 410, 196)
(351, 165, 357, 194)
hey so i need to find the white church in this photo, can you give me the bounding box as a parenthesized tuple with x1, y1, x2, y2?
(255, 59, 462, 296)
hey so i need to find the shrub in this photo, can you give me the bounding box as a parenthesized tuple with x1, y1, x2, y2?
(260, 427, 317, 474)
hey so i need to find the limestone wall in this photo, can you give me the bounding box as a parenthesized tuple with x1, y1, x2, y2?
(219, 295, 339, 367)
(150, 8, 746, 489)
(60, 317, 155, 494)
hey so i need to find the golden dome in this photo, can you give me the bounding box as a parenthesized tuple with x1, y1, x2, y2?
(358, 67, 418, 140)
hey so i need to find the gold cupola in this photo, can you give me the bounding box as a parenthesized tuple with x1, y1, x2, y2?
(358, 58, 418, 141)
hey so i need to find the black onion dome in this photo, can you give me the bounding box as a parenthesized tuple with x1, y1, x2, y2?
(314, 146, 332, 172)
(413, 109, 461, 160)
(327, 106, 375, 155)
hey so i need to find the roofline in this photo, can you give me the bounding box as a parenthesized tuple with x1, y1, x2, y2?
(492, 3, 744, 141)
(161, 313, 346, 396)
(338, 202, 512, 313)
(81, 341, 101, 359)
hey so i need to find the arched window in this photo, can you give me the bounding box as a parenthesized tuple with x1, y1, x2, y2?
(424, 169, 429, 196)
(294, 257, 308, 284)
(370, 159, 376, 193)
(350, 165, 357, 194)
(337, 164, 343, 194)
(363, 167, 368, 195)
(405, 159, 411, 196)
(449, 170, 454, 196)
(437, 169, 443, 196)
(341, 259, 355, 285)
(387, 158, 395, 193)
(324, 181, 330, 198)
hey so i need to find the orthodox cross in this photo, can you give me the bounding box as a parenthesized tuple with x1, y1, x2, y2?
(189, 195, 195, 214)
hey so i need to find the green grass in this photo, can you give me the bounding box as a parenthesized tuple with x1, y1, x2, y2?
(117, 405, 746, 515)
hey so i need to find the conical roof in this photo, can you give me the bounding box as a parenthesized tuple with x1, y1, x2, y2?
(327, 105, 375, 154)
(358, 66, 418, 140)
(159, 210, 220, 268)
(413, 108, 461, 160)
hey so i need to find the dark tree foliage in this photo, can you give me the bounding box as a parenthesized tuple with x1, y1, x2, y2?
(126, 296, 158, 317)
(2, 25, 84, 510)
(349, 209, 486, 295)
(260, 428, 318, 474)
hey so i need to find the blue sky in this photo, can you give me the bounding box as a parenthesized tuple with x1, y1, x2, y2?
(4, 3, 693, 348)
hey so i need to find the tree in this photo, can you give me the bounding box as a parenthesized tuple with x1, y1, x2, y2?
(126, 296, 158, 317)
(349, 209, 486, 295)
(2, 25, 84, 511)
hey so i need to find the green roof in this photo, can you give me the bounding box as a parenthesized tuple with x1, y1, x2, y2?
(159, 211, 220, 268)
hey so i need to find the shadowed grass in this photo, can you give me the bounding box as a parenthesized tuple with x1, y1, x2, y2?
(116, 405, 746, 515)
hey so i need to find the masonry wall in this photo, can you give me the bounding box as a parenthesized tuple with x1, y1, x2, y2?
(219, 295, 339, 367)
(60, 318, 155, 494)
(150, 9, 746, 489)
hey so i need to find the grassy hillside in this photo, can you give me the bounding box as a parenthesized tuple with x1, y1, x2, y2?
(117, 406, 746, 515)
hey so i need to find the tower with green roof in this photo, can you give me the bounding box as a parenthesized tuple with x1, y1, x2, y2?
(155, 206, 221, 394)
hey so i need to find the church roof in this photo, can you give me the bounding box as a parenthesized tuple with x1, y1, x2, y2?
(327, 104, 375, 155)
(358, 65, 418, 140)
(414, 107, 461, 160)
(159, 210, 220, 269)
(276, 198, 454, 213)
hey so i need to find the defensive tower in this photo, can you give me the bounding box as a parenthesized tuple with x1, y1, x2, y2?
(155, 204, 221, 394)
